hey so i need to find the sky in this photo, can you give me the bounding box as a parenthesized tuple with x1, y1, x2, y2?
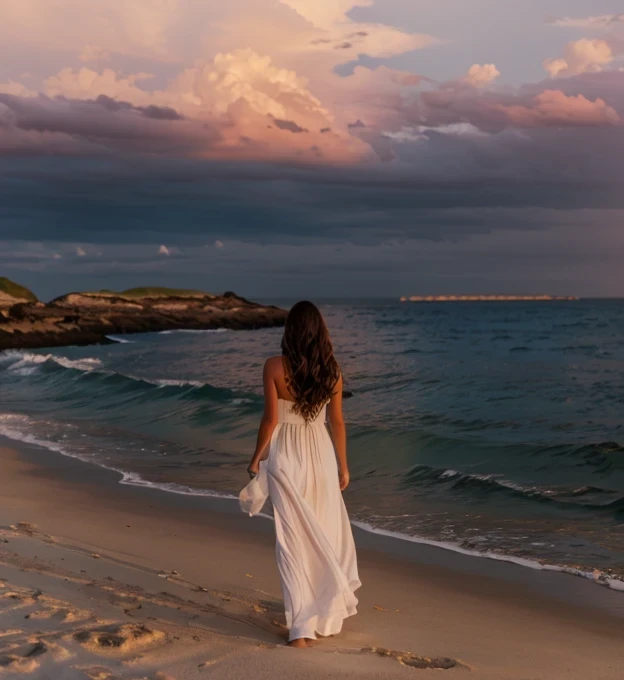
(1, 1, 623, 299)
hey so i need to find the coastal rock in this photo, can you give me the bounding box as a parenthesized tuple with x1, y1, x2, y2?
(50, 293, 144, 311)
(0, 284, 287, 351)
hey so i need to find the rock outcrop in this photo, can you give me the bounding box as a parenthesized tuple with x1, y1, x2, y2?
(0, 287, 287, 350)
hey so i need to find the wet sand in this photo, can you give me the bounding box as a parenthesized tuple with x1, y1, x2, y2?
(1, 440, 623, 679)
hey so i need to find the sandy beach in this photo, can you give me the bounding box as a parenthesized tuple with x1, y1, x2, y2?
(1, 440, 623, 680)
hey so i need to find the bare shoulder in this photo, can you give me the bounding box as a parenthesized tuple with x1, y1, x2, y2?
(264, 355, 284, 377)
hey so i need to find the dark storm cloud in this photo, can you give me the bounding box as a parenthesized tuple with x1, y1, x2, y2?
(4, 211, 622, 300)
(0, 93, 216, 155)
(271, 117, 308, 133)
(93, 96, 183, 121)
(0, 149, 622, 253)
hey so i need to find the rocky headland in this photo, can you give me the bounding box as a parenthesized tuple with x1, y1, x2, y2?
(0, 279, 287, 350)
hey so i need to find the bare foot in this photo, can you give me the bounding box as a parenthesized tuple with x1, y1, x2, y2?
(287, 638, 308, 649)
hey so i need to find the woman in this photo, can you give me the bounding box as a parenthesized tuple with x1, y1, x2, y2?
(240, 301, 361, 648)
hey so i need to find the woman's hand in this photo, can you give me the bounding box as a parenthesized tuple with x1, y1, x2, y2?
(339, 466, 350, 491)
(247, 461, 260, 480)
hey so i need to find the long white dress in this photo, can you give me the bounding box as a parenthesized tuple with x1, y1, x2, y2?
(240, 398, 361, 641)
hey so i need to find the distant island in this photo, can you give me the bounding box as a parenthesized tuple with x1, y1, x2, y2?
(0, 278, 287, 350)
(400, 295, 579, 303)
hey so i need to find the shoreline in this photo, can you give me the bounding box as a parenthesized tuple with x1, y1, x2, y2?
(2, 439, 624, 678)
(1, 421, 624, 602)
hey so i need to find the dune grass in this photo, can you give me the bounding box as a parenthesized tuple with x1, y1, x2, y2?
(0, 277, 38, 302)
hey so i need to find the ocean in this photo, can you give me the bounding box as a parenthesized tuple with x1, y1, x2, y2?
(1, 299, 623, 590)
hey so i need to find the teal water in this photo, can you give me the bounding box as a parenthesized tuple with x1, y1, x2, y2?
(1, 300, 623, 588)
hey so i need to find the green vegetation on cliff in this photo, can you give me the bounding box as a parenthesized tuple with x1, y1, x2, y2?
(92, 287, 209, 299)
(119, 287, 209, 298)
(0, 277, 38, 302)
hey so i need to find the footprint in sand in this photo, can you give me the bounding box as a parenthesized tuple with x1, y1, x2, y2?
(79, 663, 175, 679)
(0, 590, 38, 612)
(9, 521, 37, 536)
(79, 667, 125, 680)
(80, 668, 171, 680)
(359, 646, 459, 671)
(72, 623, 165, 657)
(0, 640, 48, 674)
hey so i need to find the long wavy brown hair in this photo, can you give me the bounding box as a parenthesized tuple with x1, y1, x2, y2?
(281, 301, 340, 422)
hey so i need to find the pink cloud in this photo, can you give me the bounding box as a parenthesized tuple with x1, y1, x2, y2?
(463, 64, 501, 88)
(0, 0, 180, 60)
(0, 1, 622, 169)
(79, 45, 111, 63)
(417, 74, 623, 132)
(496, 90, 620, 127)
(544, 38, 614, 77)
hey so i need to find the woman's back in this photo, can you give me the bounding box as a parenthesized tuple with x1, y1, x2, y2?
(265, 354, 342, 429)
(276, 397, 327, 426)
(266, 355, 296, 403)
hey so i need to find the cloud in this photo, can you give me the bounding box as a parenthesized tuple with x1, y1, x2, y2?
(79, 45, 111, 63)
(495, 90, 620, 127)
(0, 81, 36, 98)
(1, 2, 623, 297)
(76, 246, 87, 257)
(0, 0, 437, 75)
(280, 0, 370, 29)
(45, 68, 155, 104)
(0, 0, 180, 60)
(547, 14, 624, 29)
(462, 64, 500, 88)
(159, 245, 171, 256)
(544, 38, 614, 77)
(417, 75, 623, 132)
(0, 1, 623, 229)
(4, 210, 624, 298)
(0, 0, 436, 164)
(172, 49, 330, 123)
(0, 49, 367, 163)
(0, 92, 219, 156)
(280, 0, 438, 59)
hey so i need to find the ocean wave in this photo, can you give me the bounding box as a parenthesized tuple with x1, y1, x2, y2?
(404, 464, 624, 513)
(0, 349, 258, 406)
(1, 412, 621, 593)
(0, 409, 622, 595)
(147, 378, 207, 389)
(0, 415, 77, 458)
(1, 350, 103, 375)
(105, 335, 134, 344)
(350, 521, 624, 593)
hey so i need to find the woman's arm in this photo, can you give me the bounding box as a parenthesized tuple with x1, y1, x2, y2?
(247, 358, 279, 477)
(327, 374, 349, 491)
